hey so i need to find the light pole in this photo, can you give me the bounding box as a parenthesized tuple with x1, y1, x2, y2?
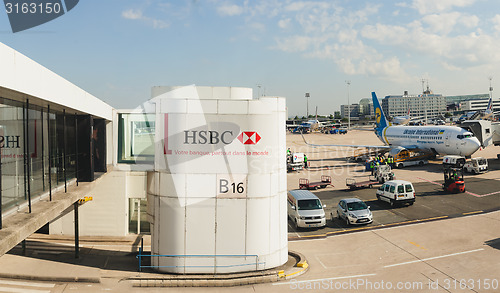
(305, 93, 310, 118)
(346, 81, 351, 129)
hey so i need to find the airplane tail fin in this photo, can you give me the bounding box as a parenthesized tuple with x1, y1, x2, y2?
(487, 96, 493, 111)
(372, 92, 389, 134)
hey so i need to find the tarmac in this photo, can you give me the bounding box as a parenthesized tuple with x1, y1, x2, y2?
(0, 234, 309, 287)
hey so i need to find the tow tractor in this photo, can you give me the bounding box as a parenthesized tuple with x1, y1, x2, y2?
(443, 166, 465, 193)
(346, 164, 395, 190)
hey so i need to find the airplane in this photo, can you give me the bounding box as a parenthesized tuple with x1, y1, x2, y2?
(302, 92, 482, 157)
(391, 108, 411, 125)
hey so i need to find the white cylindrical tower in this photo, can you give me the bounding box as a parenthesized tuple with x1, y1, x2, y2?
(147, 86, 287, 274)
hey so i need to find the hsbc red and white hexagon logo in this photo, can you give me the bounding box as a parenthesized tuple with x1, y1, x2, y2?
(237, 131, 261, 145)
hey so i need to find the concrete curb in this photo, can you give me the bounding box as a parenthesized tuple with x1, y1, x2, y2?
(130, 251, 309, 287)
(0, 273, 100, 283)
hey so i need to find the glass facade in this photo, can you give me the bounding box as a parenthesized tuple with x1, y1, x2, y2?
(117, 113, 155, 164)
(0, 97, 78, 216)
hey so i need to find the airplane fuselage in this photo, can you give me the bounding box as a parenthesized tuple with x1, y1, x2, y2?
(377, 125, 481, 157)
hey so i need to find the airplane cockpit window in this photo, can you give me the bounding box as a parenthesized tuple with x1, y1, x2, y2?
(457, 133, 474, 139)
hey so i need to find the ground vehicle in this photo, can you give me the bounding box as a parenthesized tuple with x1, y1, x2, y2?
(287, 190, 326, 228)
(376, 180, 415, 207)
(287, 152, 304, 172)
(443, 166, 465, 193)
(373, 164, 394, 183)
(463, 157, 488, 174)
(334, 198, 373, 225)
(345, 177, 378, 190)
(299, 175, 332, 190)
(390, 148, 433, 168)
(442, 155, 466, 168)
(395, 159, 428, 168)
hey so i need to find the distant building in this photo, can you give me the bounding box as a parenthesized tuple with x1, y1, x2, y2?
(381, 90, 446, 120)
(445, 94, 500, 112)
(358, 98, 374, 116)
(340, 104, 360, 118)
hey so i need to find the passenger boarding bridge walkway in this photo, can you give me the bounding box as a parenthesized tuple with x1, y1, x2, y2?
(0, 174, 107, 258)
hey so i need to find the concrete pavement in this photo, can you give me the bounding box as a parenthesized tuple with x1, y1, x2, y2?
(0, 234, 308, 287)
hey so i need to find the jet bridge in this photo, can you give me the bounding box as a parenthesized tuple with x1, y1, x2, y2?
(459, 120, 495, 148)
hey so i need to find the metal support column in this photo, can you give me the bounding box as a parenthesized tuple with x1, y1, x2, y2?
(41, 108, 45, 191)
(75, 114, 78, 186)
(0, 146, 2, 229)
(22, 240, 26, 256)
(74, 202, 79, 259)
(47, 105, 52, 201)
(63, 109, 67, 193)
(25, 100, 32, 213)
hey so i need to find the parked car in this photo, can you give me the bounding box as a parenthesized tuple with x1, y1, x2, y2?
(376, 180, 415, 207)
(334, 198, 373, 225)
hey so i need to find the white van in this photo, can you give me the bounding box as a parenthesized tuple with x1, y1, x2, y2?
(287, 189, 326, 228)
(376, 180, 415, 207)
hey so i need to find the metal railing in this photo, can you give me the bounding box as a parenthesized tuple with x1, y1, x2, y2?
(136, 241, 265, 273)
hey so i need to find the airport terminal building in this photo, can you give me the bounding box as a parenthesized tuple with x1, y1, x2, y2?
(0, 43, 288, 273)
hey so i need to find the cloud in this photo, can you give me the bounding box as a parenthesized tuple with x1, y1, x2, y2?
(420, 12, 479, 34)
(278, 18, 291, 29)
(217, 4, 244, 16)
(214, 0, 500, 82)
(121, 8, 169, 29)
(410, 0, 477, 14)
(493, 15, 500, 32)
(122, 9, 143, 20)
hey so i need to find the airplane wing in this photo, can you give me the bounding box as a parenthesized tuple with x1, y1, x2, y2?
(300, 133, 391, 149)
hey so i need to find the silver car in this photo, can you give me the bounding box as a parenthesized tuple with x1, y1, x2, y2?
(334, 198, 373, 225)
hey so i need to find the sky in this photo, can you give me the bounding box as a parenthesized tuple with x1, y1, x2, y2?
(1, 0, 500, 117)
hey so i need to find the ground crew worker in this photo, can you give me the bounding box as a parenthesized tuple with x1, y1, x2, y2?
(287, 148, 291, 155)
(304, 154, 308, 169)
(370, 161, 375, 175)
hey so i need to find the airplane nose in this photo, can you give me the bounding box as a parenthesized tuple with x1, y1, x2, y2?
(465, 137, 481, 155)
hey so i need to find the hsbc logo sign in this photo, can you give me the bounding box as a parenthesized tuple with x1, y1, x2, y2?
(183, 130, 261, 145)
(237, 132, 261, 145)
(163, 114, 263, 155)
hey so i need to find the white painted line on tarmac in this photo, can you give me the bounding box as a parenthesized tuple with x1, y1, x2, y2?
(289, 237, 325, 243)
(0, 280, 55, 288)
(384, 248, 484, 268)
(0, 286, 50, 293)
(273, 273, 377, 286)
(315, 256, 328, 269)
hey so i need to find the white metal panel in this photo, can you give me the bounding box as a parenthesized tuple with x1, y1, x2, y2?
(218, 100, 249, 114)
(212, 87, 231, 100)
(245, 197, 270, 255)
(156, 196, 186, 273)
(159, 173, 186, 198)
(246, 174, 271, 198)
(185, 198, 216, 274)
(230, 87, 253, 100)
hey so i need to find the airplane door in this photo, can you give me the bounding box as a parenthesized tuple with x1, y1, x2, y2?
(445, 133, 451, 147)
